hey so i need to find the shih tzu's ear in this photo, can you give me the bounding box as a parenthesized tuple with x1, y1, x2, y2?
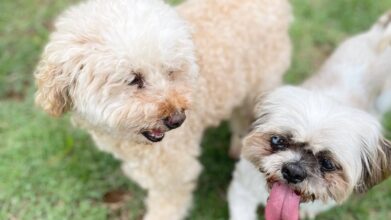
(356, 137, 391, 193)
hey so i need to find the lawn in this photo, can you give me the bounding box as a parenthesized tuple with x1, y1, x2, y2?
(1, 0, 391, 219)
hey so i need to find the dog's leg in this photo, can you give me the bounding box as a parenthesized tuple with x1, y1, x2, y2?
(228, 159, 267, 220)
(229, 104, 254, 159)
(122, 148, 202, 220)
(144, 184, 196, 220)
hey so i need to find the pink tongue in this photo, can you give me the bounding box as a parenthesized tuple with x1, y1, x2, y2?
(265, 182, 300, 220)
(151, 129, 162, 135)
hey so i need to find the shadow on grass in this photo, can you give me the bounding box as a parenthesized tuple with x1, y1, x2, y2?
(0, 98, 236, 219)
(190, 122, 234, 220)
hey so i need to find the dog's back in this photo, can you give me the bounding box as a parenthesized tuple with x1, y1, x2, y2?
(303, 11, 391, 113)
(177, 0, 292, 126)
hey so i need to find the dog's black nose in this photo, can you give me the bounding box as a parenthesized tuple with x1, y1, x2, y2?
(163, 111, 186, 129)
(281, 162, 307, 184)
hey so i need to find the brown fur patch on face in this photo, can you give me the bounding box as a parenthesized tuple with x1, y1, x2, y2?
(300, 150, 349, 202)
(242, 132, 273, 168)
(324, 169, 350, 202)
(158, 102, 177, 119)
(157, 90, 190, 118)
(168, 90, 190, 110)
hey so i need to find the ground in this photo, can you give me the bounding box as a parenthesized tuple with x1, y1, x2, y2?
(1, 0, 391, 219)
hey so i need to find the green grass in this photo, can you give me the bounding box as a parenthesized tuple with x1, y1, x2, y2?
(1, 0, 391, 219)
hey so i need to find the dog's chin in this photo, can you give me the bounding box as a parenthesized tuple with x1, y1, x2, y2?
(141, 129, 166, 142)
(266, 179, 316, 203)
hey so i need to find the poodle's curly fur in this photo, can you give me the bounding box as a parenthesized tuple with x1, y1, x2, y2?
(34, 0, 291, 219)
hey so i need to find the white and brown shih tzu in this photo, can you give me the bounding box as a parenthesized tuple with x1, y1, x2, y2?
(228, 11, 391, 220)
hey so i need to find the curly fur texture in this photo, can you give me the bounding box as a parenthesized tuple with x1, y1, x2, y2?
(34, 0, 292, 219)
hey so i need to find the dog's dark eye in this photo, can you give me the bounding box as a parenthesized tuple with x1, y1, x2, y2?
(319, 158, 335, 172)
(128, 73, 144, 89)
(270, 135, 288, 151)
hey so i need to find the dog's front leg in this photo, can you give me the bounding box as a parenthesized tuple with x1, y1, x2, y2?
(122, 150, 202, 220)
(144, 183, 195, 220)
(228, 159, 266, 220)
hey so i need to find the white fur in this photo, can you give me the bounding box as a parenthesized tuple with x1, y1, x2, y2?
(229, 11, 391, 220)
(377, 77, 391, 115)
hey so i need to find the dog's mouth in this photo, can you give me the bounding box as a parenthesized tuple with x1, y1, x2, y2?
(266, 178, 314, 202)
(141, 129, 165, 142)
(265, 182, 301, 220)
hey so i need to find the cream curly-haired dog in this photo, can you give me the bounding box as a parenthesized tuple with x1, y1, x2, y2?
(34, 0, 291, 219)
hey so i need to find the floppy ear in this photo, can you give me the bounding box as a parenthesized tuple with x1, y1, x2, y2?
(34, 58, 73, 117)
(356, 137, 391, 193)
(34, 28, 91, 117)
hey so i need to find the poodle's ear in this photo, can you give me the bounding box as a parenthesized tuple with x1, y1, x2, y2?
(356, 137, 391, 193)
(34, 29, 98, 117)
(34, 58, 74, 117)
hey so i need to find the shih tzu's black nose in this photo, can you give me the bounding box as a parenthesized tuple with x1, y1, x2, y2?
(163, 111, 186, 129)
(281, 162, 307, 184)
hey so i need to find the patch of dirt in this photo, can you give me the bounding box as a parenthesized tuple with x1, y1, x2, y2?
(4, 90, 25, 101)
(103, 189, 137, 220)
(103, 189, 131, 204)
